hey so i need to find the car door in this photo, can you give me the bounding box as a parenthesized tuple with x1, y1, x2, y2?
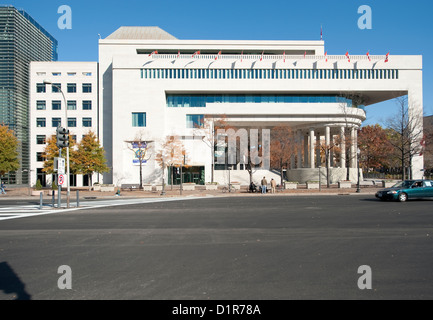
(422, 180, 433, 198)
(408, 181, 424, 198)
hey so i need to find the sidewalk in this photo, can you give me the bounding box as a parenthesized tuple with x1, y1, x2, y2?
(0, 185, 381, 201)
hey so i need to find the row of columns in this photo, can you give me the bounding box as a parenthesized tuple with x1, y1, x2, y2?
(292, 126, 359, 169)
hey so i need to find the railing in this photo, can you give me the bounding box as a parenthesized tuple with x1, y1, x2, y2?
(152, 54, 389, 61)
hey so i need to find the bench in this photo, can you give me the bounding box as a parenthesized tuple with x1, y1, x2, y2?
(121, 184, 140, 191)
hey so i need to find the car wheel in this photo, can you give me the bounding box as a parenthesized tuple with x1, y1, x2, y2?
(398, 192, 408, 202)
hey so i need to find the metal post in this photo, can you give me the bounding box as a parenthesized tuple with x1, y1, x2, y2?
(39, 192, 43, 210)
(76, 190, 79, 207)
(58, 148, 62, 208)
(52, 190, 55, 208)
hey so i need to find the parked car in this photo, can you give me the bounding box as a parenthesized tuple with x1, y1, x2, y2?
(375, 179, 433, 202)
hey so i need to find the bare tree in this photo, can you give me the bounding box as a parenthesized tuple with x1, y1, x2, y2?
(386, 96, 424, 180)
(193, 115, 232, 183)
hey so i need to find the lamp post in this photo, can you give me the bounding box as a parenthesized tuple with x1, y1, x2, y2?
(44, 79, 70, 208)
(356, 147, 361, 193)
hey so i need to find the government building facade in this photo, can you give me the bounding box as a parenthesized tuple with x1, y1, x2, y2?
(30, 26, 424, 188)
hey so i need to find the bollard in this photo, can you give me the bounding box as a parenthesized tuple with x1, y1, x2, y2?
(52, 191, 55, 208)
(39, 192, 43, 210)
(76, 190, 79, 207)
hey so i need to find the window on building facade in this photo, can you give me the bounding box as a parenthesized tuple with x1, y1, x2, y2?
(52, 117, 61, 127)
(52, 72, 61, 76)
(82, 100, 92, 110)
(132, 112, 146, 127)
(52, 100, 61, 110)
(82, 83, 92, 93)
(82, 118, 92, 127)
(68, 118, 77, 127)
(67, 83, 77, 93)
(36, 118, 46, 127)
(36, 135, 46, 145)
(36, 152, 45, 162)
(186, 115, 204, 128)
(67, 100, 77, 110)
(36, 83, 46, 93)
(52, 83, 61, 93)
(36, 101, 46, 110)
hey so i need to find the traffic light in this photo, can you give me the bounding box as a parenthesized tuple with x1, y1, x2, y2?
(56, 126, 69, 148)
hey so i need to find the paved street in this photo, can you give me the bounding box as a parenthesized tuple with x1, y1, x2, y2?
(1, 194, 433, 300)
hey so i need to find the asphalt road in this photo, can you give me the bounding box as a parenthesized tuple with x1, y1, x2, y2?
(1, 194, 433, 300)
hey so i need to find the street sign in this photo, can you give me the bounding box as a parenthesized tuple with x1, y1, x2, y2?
(58, 174, 64, 186)
(55, 157, 66, 174)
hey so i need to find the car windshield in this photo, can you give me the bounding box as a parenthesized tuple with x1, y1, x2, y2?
(392, 180, 415, 188)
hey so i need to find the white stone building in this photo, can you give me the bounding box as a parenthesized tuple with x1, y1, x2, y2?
(99, 27, 423, 186)
(29, 61, 99, 188)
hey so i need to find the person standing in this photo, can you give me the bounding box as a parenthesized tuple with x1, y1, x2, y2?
(261, 176, 267, 194)
(270, 178, 276, 193)
(0, 182, 6, 195)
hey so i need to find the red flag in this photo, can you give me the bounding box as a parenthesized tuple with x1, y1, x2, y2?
(325, 51, 327, 62)
(385, 52, 389, 63)
(192, 50, 200, 58)
(304, 51, 306, 58)
(215, 51, 221, 60)
(346, 51, 351, 62)
(148, 50, 158, 57)
(283, 51, 286, 63)
(260, 51, 264, 61)
(177, 50, 180, 58)
(366, 51, 371, 61)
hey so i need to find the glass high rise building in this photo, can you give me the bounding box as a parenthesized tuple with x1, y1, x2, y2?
(0, 5, 57, 185)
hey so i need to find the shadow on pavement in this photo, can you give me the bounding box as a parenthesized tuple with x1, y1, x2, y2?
(0, 261, 31, 300)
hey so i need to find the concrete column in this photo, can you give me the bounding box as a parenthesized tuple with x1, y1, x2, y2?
(408, 85, 424, 179)
(325, 126, 330, 167)
(297, 130, 303, 168)
(304, 133, 309, 168)
(309, 128, 315, 169)
(316, 133, 321, 167)
(350, 127, 357, 168)
(340, 126, 346, 169)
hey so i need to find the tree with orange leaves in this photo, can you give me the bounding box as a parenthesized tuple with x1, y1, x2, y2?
(155, 135, 187, 189)
(270, 126, 299, 185)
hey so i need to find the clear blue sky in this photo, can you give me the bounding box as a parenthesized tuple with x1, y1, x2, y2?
(8, 0, 433, 124)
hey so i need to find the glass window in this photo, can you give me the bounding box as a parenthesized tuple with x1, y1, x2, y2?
(36, 83, 46, 93)
(82, 83, 92, 93)
(132, 112, 146, 127)
(67, 100, 77, 110)
(67, 72, 76, 76)
(52, 83, 61, 93)
(36, 135, 46, 144)
(67, 118, 77, 127)
(52, 100, 61, 110)
(82, 100, 92, 110)
(36, 152, 45, 162)
(82, 118, 92, 127)
(52, 72, 61, 76)
(36, 118, 46, 127)
(67, 83, 77, 93)
(186, 115, 204, 128)
(36, 101, 46, 110)
(52, 118, 62, 127)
